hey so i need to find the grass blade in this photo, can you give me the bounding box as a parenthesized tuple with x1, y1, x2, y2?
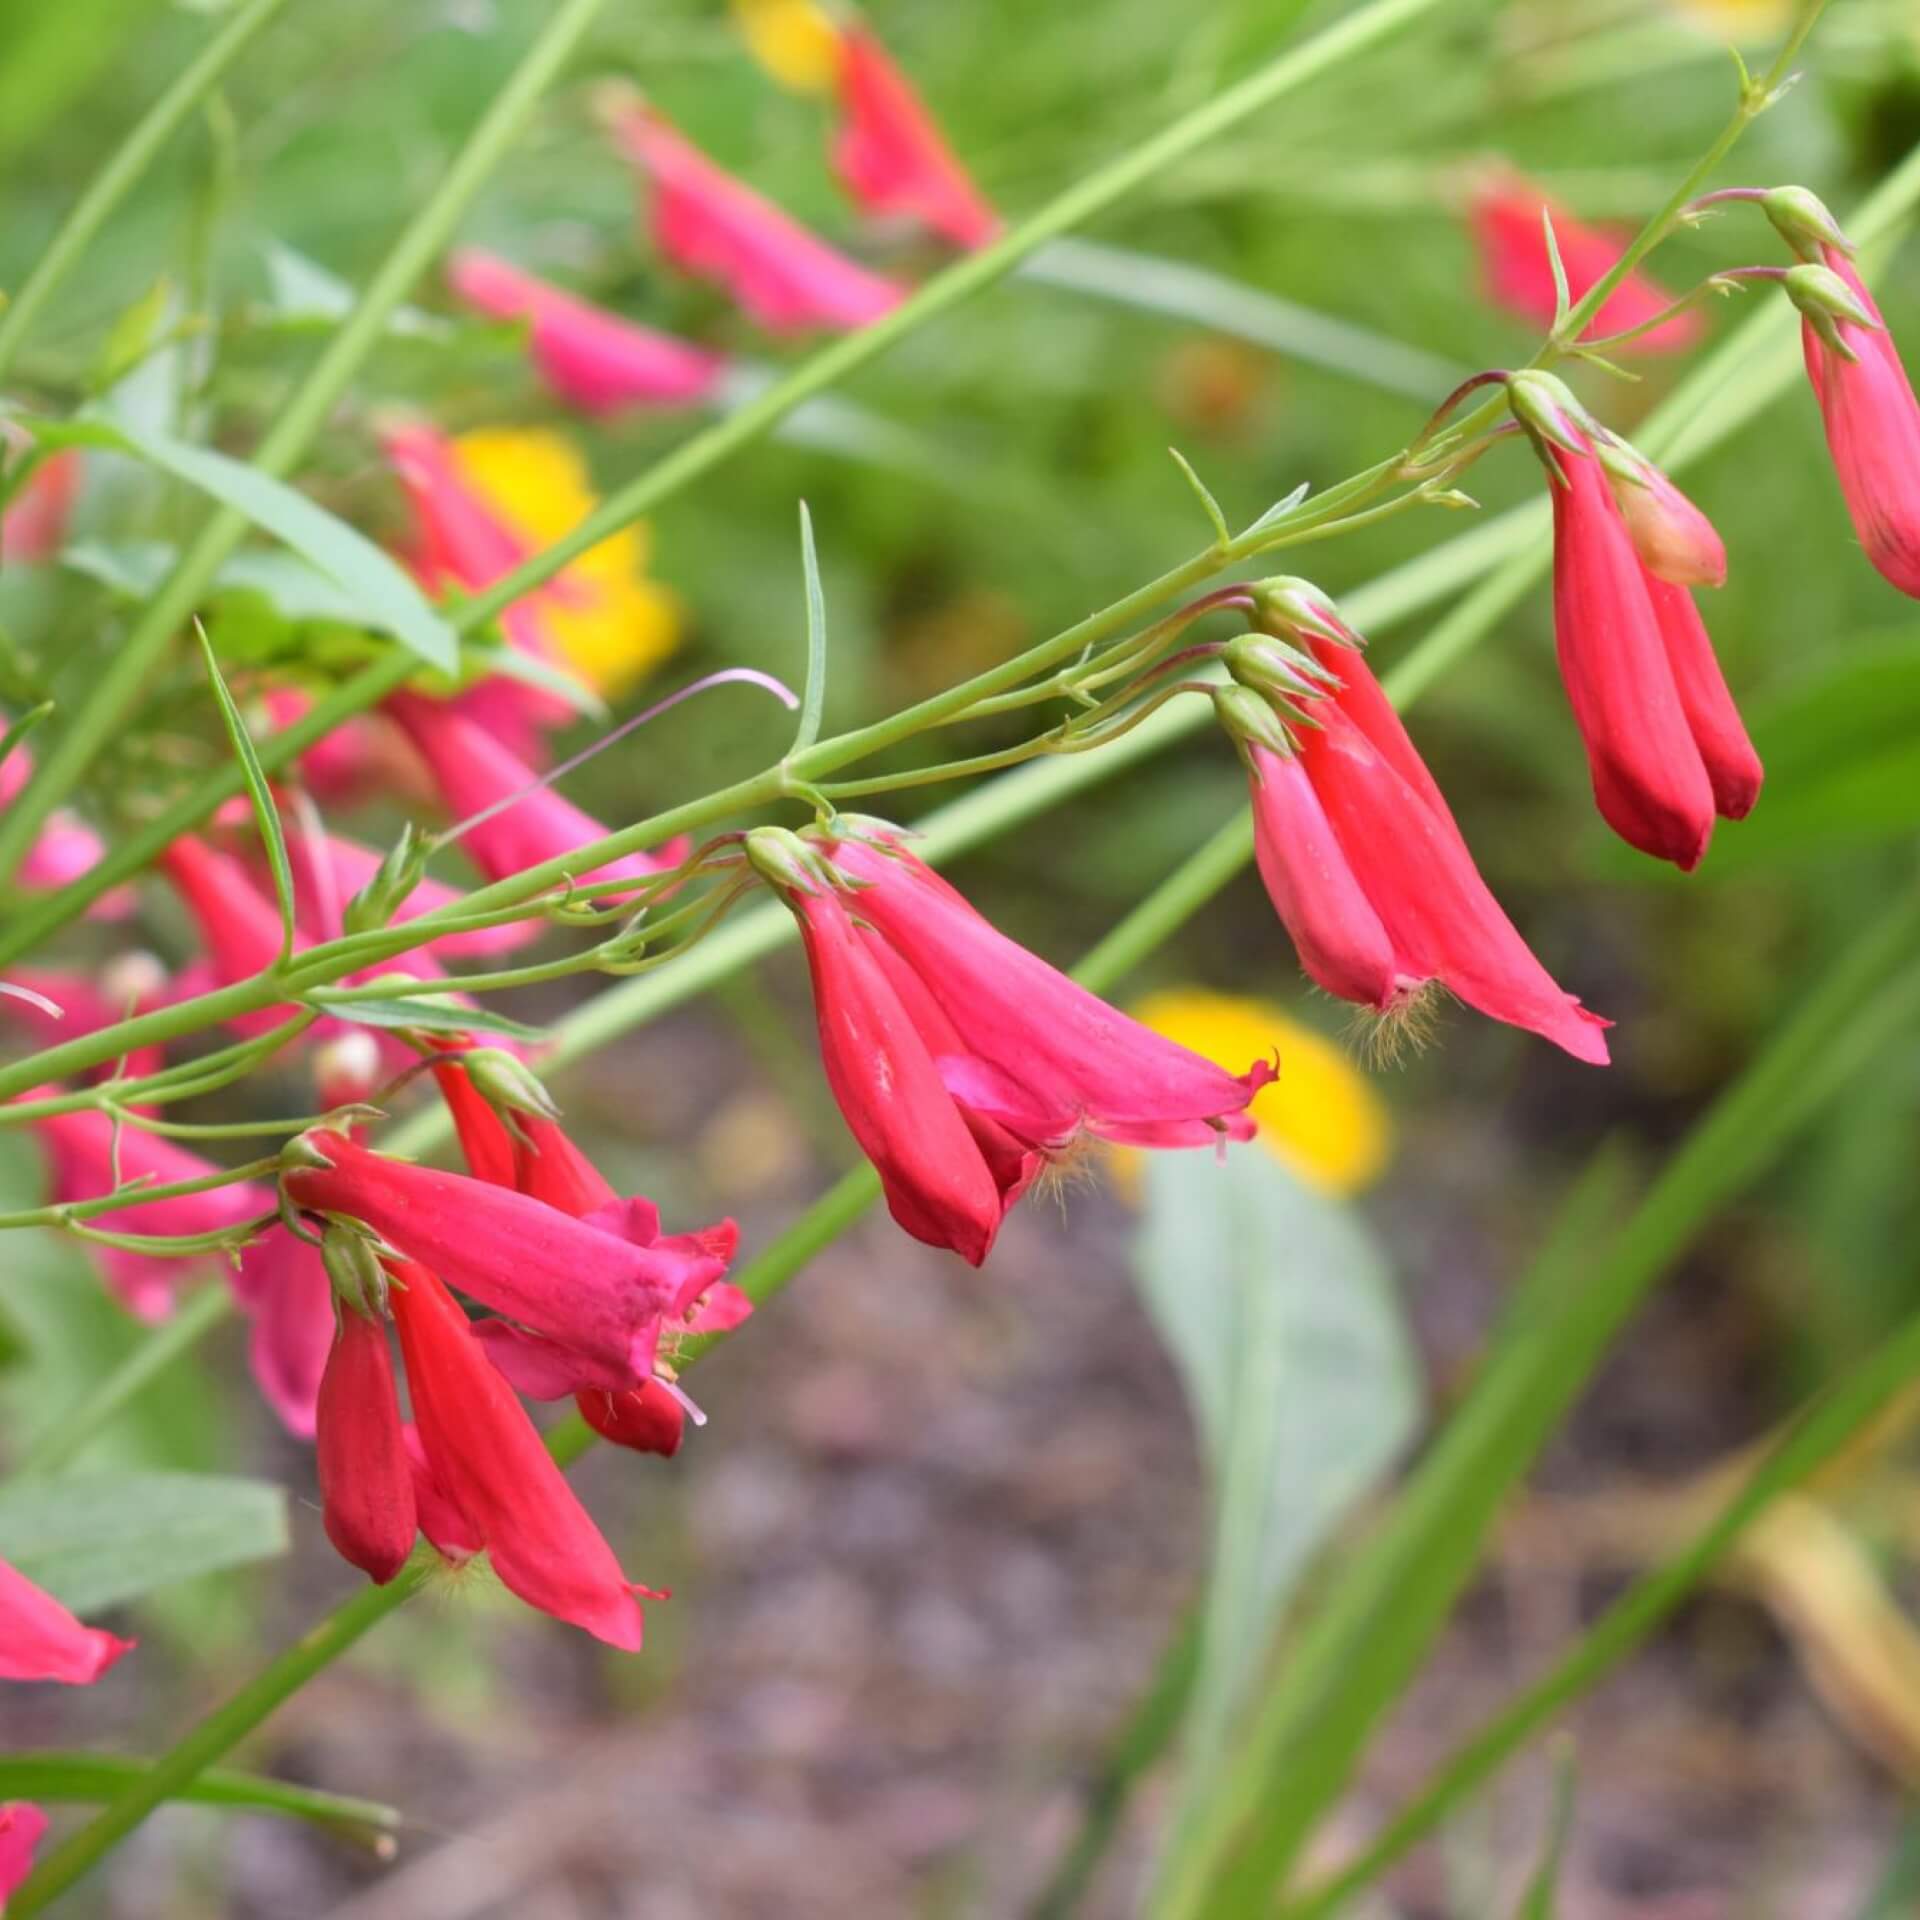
(791, 501, 828, 756)
(196, 623, 295, 965)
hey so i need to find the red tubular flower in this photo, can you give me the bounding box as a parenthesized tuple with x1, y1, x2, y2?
(607, 99, 904, 333)
(446, 248, 726, 414)
(578, 1379, 686, 1457)
(32, 1113, 268, 1321)
(756, 828, 1269, 1262)
(1796, 252, 1920, 599)
(284, 1130, 728, 1390)
(1470, 173, 1701, 353)
(316, 1307, 416, 1585)
(1, 1802, 49, 1908)
(1639, 571, 1763, 822)
(386, 690, 685, 891)
(1223, 664, 1610, 1064)
(0, 1556, 134, 1683)
(1546, 439, 1723, 869)
(831, 25, 1000, 250)
(389, 1261, 650, 1648)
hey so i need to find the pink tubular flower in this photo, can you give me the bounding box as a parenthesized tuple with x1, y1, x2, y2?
(607, 99, 904, 333)
(1234, 687, 1610, 1065)
(1470, 174, 1702, 353)
(316, 1306, 416, 1585)
(389, 1260, 652, 1648)
(283, 1130, 731, 1392)
(32, 1113, 269, 1321)
(831, 25, 1000, 250)
(446, 248, 725, 414)
(231, 1225, 336, 1438)
(1546, 436, 1742, 868)
(385, 689, 686, 890)
(755, 828, 1271, 1263)
(1795, 251, 1920, 600)
(157, 835, 297, 1037)
(0, 1555, 134, 1683)
(0, 747, 131, 919)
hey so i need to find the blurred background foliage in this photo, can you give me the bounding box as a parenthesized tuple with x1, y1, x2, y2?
(5, 0, 1920, 1913)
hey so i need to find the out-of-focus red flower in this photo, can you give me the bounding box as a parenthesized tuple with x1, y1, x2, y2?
(1, 1801, 49, 1908)
(1470, 172, 1702, 352)
(446, 247, 726, 414)
(830, 24, 1000, 250)
(1, 444, 79, 563)
(606, 97, 904, 333)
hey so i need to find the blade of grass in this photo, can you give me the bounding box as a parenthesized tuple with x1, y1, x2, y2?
(790, 502, 828, 757)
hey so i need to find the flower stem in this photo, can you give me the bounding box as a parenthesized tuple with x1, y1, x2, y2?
(0, 0, 294, 385)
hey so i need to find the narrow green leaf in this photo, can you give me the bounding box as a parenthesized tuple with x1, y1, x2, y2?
(790, 501, 828, 756)
(196, 624, 295, 964)
(0, 1471, 288, 1611)
(0, 1754, 398, 1851)
(1138, 1149, 1419, 1869)
(1167, 447, 1233, 549)
(1514, 1742, 1576, 1920)
(15, 414, 456, 670)
(88, 277, 174, 393)
(1541, 208, 1572, 331)
(306, 996, 545, 1041)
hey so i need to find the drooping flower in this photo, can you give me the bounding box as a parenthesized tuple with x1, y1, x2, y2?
(1788, 253, 1920, 600)
(446, 248, 726, 415)
(0, 1555, 134, 1683)
(751, 826, 1272, 1263)
(388, 1259, 653, 1648)
(1469, 171, 1702, 352)
(1, 1802, 48, 1909)
(316, 1301, 416, 1585)
(283, 1129, 732, 1392)
(383, 421, 681, 728)
(1126, 991, 1393, 1198)
(1218, 611, 1610, 1065)
(31, 1112, 270, 1320)
(605, 97, 905, 334)
(385, 689, 687, 891)
(830, 24, 1000, 250)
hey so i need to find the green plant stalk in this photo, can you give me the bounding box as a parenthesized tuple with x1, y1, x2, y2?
(5, 791, 1276, 1913)
(0, 0, 295, 385)
(0, 1158, 279, 1232)
(0, 1753, 398, 1847)
(1154, 899, 1920, 1915)
(0, 0, 1452, 953)
(1279, 1288, 1920, 1919)
(7, 1572, 426, 1917)
(14, 1285, 236, 1477)
(0, 0, 615, 884)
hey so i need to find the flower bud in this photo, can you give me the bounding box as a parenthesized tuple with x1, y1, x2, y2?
(1505, 370, 1590, 455)
(1762, 185, 1853, 264)
(1212, 684, 1300, 767)
(463, 1047, 563, 1125)
(1597, 443, 1727, 588)
(1222, 632, 1335, 705)
(343, 824, 431, 937)
(744, 826, 842, 896)
(1248, 577, 1362, 650)
(1786, 263, 1881, 357)
(320, 1222, 390, 1319)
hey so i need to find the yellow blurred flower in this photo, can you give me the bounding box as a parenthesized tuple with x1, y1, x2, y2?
(1670, 0, 1792, 36)
(1126, 988, 1392, 1198)
(450, 426, 681, 699)
(733, 0, 844, 95)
